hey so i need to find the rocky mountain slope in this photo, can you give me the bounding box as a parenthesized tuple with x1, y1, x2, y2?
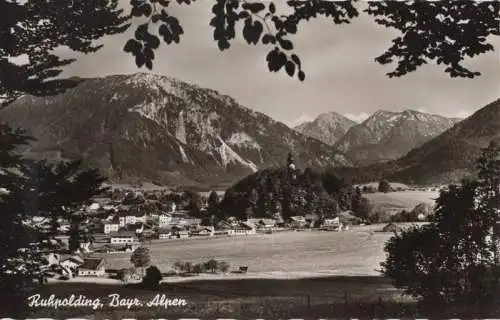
(333, 98, 500, 185)
(335, 109, 462, 166)
(0, 73, 351, 188)
(390, 98, 500, 184)
(293, 112, 357, 146)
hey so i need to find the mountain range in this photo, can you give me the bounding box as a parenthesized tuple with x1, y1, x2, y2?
(294, 112, 357, 146)
(0, 73, 351, 189)
(333, 98, 500, 185)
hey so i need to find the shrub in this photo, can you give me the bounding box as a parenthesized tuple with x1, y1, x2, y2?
(204, 259, 219, 273)
(192, 263, 206, 274)
(142, 265, 163, 290)
(217, 261, 230, 273)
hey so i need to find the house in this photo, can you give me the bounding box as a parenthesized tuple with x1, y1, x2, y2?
(110, 231, 137, 244)
(158, 228, 172, 239)
(77, 258, 106, 277)
(159, 213, 172, 226)
(60, 255, 84, 271)
(289, 216, 307, 228)
(176, 230, 190, 239)
(215, 220, 235, 235)
(233, 221, 256, 235)
(192, 226, 214, 237)
(102, 221, 120, 234)
(256, 219, 277, 230)
(321, 217, 343, 231)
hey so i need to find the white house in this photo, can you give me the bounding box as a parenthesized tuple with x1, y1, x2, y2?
(321, 217, 343, 231)
(77, 258, 106, 277)
(110, 231, 137, 244)
(158, 228, 172, 239)
(60, 256, 84, 271)
(192, 226, 215, 237)
(159, 213, 173, 226)
(233, 221, 256, 235)
(102, 221, 120, 234)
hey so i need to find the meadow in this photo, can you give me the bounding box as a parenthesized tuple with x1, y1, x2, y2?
(100, 227, 394, 276)
(364, 190, 439, 212)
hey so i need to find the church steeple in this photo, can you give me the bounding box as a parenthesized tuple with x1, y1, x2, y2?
(287, 151, 296, 180)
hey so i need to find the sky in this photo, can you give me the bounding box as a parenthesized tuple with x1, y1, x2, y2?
(58, 1, 500, 127)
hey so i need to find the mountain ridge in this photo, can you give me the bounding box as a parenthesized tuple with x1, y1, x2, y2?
(334, 109, 462, 166)
(293, 111, 357, 146)
(0, 72, 352, 189)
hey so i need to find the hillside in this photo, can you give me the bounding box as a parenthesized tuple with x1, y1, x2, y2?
(294, 112, 357, 146)
(335, 109, 462, 166)
(333, 99, 500, 185)
(0, 73, 351, 189)
(390, 98, 500, 184)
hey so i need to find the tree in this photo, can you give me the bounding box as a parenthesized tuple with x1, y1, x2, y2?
(204, 259, 219, 273)
(182, 190, 202, 217)
(352, 197, 373, 221)
(382, 144, 500, 306)
(0, 0, 130, 106)
(142, 265, 163, 290)
(20, 159, 107, 252)
(207, 190, 219, 217)
(0, 124, 107, 290)
(130, 246, 151, 277)
(247, 188, 259, 218)
(2, 1, 498, 107)
(378, 180, 391, 193)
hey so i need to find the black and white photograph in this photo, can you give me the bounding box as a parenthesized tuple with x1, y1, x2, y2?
(0, 0, 499, 319)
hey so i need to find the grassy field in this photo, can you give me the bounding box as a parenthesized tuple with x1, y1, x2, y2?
(9, 225, 500, 319)
(98, 228, 394, 275)
(364, 190, 439, 212)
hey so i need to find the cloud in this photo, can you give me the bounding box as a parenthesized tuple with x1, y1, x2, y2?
(344, 112, 370, 123)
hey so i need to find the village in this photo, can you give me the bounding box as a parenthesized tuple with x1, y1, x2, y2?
(33, 187, 352, 281)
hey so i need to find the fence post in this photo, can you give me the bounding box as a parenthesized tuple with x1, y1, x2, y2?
(307, 294, 311, 309)
(344, 291, 348, 305)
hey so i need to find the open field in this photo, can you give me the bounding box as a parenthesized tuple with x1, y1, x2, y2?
(364, 190, 439, 212)
(98, 227, 394, 275)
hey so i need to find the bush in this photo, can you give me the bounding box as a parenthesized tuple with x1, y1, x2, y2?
(204, 259, 218, 273)
(142, 265, 163, 290)
(217, 261, 230, 273)
(378, 180, 391, 193)
(117, 268, 132, 282)
(192, 263, 206, 274)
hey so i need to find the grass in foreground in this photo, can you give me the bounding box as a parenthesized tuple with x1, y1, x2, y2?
(3, 276, 500, 319)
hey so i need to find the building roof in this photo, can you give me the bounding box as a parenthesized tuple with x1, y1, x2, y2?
(79, 258, 104, 270)
(158, 228, 172, 234)
(110, 231, 136, 238)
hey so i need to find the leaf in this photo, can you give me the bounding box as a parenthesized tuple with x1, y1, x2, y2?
(135, 54, 145, 68)
(135, 24, 149, 41)
(262, 34, 274, 45)
(242, 2, 265, 13)
(269, 2, 276, 14)
(238, 11, 250, 19)
(147, 35, 160, 49)
(242, 19, 253, 44)
(251, 20, 263, 45)
(290, 54, 301, 67)
(285, 61, 295, 77)
(298, 70, 305, 81)
(144, 47, 154, 60)
(278, 38, 293, 50)
(124, 39, 140, 53)
(145, 60, 153, 70)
